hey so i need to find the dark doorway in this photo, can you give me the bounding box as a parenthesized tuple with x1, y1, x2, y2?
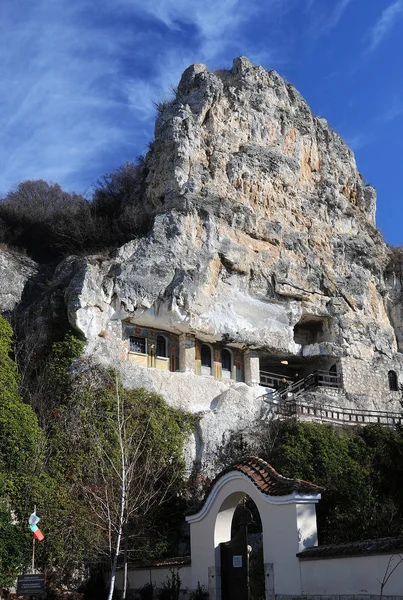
(220, 497, 264, 600)
(201, 344, 212, 367)
(388, 370, 398, 391)
(156, 335, 167, 357)
(220, 523, 248, 600)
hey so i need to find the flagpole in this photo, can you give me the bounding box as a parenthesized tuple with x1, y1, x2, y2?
(32, 504, 36, 573)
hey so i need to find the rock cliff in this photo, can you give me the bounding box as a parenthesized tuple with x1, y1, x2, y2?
(2, 57, 403, 471)
(0, 249, 37, 313)
(66, 57, 394, 361)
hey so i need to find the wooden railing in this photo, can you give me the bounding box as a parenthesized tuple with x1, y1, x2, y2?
(315, 370, 340, 388)
(260, 371, 402, 427)
(274, 401, 402, 428)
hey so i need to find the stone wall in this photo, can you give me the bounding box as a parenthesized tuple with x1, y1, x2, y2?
(341, 355, 403, 410)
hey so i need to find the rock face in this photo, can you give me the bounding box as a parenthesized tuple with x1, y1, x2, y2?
(2, 57, 403, 469)
(0, 249, 37, 313)
(67, 58, 394, 359)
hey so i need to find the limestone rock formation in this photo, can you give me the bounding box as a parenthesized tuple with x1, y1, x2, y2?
(64, 58, 395, 362)
(0, 248, 37, 313)
(2, 57, 403, 469)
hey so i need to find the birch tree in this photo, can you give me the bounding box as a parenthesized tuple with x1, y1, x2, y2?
(82, 371, 192, 600)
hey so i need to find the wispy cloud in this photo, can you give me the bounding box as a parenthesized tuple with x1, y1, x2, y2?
(109, 0, 256, 65)
(330, 0, 354, 29)
(0, 0, 290, 195)
(367, 0, 403, 53)
(376, 98, 403, 124)
(0, 1, 141, 194)
(342, 130, 373, 151)
(307, 0, 354, 38)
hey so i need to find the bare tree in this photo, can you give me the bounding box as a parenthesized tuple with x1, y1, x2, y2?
(378, 553, 403, 598)
(82, 373, 183, 600)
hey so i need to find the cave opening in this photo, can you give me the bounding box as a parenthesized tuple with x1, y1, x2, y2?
(293, 315, 333, 345)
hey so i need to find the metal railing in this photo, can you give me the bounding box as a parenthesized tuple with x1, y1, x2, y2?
(260, 370, 342, 404)
(259, 370, 292, 389)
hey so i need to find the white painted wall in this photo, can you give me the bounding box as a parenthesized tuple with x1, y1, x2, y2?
(114, 565, 192, 592)
(186, 472, 320, 597)
(300, 553, 403, 596)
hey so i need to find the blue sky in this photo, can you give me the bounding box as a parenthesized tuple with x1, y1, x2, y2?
(1, 0, 403, 244)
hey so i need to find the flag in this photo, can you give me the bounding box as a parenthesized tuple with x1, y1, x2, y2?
(29, 512, 40, 527)
(33, 529, 44, 542)
(29, 509, 44, 541)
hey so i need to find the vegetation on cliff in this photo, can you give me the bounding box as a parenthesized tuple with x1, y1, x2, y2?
(222, 419, 403, 544)
(0, 317, 193, 595)
(0, 167, 149, 263)
(0, 316, 44, 588)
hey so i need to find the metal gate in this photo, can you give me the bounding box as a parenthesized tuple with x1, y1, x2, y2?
(220, 523, 248, 600)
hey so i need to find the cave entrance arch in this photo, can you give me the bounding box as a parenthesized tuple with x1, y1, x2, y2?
(186, 457, 322, 600)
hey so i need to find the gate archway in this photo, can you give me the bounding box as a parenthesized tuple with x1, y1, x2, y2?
(186, 457, 322, 600)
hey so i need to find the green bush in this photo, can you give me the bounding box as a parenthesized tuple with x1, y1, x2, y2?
(266, 421, 403, 543)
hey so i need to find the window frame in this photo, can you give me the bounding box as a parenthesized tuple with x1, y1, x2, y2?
(200, 343, 213, 375)
(156, 334, 168, 359)
(221, 348, 233, 379)
(129, 335, 147, 355)
(388, 370, 398, 392)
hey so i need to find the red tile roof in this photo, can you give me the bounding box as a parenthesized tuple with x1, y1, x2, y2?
(187, 457, 323, 516)
(218, 456, 323, 496)
(297, 536, 403, 560)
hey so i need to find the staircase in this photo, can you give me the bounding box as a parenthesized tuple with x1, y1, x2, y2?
(260, 370, 341, 405)
(260, 370, 402, 428)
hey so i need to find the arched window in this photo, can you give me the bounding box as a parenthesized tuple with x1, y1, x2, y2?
(201, 344, 213, 375)
(221, 349, 232, 379)
(329, 364, 337, 374)
(388, 370, 398, 392)
(156, 335, 167, 358)
(201, 344, 212, 367)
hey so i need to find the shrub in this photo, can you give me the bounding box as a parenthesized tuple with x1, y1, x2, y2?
(188, 582, 209, 599)
(137, 583, 154, 600)
(158, 570, 181, 600)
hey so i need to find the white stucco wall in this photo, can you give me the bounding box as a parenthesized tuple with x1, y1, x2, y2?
(300, 553, 403, 596)
(186, 472, 320, 597)
(115, 565, 192, 592)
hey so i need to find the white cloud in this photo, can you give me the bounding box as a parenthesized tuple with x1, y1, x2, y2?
(344, 132, 371, 151)
(0, 0, 290, 194)
(330, 0, 354, 28)
(0, 1, 138, 194)
(119, 0, 242, 39)
(367, 0, 403, 52)
(307, 0, 354, 38)
(113, 0, 285, 62)
(377, 99, 403, 123)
